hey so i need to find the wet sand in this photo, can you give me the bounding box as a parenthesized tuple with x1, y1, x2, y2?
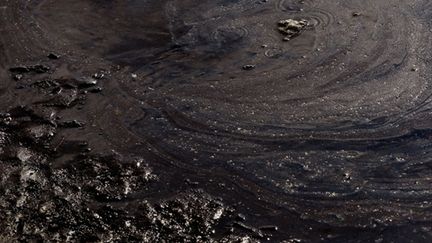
(1, 0, 432, 242)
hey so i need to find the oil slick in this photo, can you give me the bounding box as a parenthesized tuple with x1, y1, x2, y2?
(0, 0, 431, 242)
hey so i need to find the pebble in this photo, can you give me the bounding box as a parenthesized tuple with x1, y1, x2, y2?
(47, 53, 61, 59)
(242, 65, 255, 71)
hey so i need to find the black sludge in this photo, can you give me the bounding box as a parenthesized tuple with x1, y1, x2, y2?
(0, 0, 431, 242)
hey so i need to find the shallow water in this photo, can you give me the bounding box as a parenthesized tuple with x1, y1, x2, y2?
(1, 0, 432, 242)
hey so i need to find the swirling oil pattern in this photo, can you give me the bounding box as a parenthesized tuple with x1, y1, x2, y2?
(1, 0, 432, 242)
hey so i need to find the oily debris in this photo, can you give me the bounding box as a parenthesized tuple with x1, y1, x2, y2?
(47, 53, 61, 60)
(0, 103, 258, 242)
(0, 114, 230, 242)
(0, 150, 230, 242)
(352, 12, 362, 17)
(9, 64, 51, 74)
(0, 153, 154, 241)
(9, 64, 51, 81)
(277, 19, 308, 41)
(0, 55, 242, 242)
(0, 87, 232, 243)
(242, 64, 256, 71)
(30, 76, 101, 108)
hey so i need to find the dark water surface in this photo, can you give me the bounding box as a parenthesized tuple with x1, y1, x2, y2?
(1, 0, 432, 242)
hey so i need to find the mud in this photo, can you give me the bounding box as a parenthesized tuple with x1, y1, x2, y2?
(1, 0, 432, 242)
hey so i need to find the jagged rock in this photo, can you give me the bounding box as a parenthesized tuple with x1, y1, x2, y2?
(277, 19, 308, 41)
